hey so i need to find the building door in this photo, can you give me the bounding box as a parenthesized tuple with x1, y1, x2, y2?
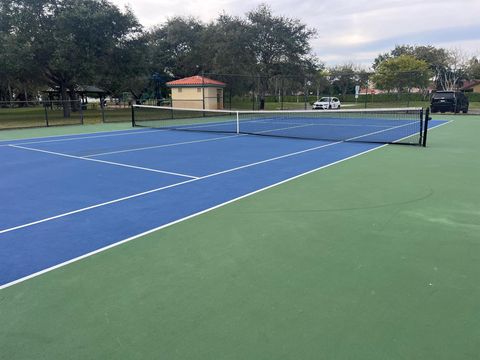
(217, 89, 223, 109)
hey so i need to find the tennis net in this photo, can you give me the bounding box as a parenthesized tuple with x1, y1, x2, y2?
(132, 105, 429, 146)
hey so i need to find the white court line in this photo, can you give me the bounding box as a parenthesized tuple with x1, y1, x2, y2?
(85, 134, 243, 157)
(85, 123, 316, 157)
(0, 145, 385, 290)
(9, 128, 169, 146)
(2, 119, 428, 236)
(253, 120, 396, 128)
(201, 141, 342, 178)
(0, 121, 452, 290)
(9, 144, 199, 179)
(81, 114, 419, 157)
(0, 127, 151, 145)
(1, 140, 341, 236)
(0, 178, 197, 235)
(348, 121, 415, 141)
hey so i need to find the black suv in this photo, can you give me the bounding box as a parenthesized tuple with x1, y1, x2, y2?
(430, 91, 469, 113)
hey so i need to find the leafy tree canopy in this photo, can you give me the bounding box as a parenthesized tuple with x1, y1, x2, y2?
(372, 55, 431, 92)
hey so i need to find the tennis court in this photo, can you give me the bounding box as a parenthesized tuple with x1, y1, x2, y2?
(1, 110, 479, 359)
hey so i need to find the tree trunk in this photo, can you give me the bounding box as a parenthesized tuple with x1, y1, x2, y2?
(258, 76, 267, 110)
(60, 82, 71, 118)
(69, 87, 79, 112)
(7, 81, 12, 106)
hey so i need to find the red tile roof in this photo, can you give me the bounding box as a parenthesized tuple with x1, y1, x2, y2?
(460, 80, 480, 91)
(166, 75, 226, 87)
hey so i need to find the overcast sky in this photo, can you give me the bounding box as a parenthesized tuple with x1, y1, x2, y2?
(111, 0, 480, 67)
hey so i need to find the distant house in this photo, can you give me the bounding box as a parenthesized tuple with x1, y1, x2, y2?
(359, 83, 435, 95)
(166, 75, 227, 110)
(460, 80, 480, 93)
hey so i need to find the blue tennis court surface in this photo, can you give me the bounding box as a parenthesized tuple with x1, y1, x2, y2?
(0, 120, 446, 287)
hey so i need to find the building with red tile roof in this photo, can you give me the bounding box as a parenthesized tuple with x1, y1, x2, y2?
(166, 75, 226, 87)
(166, 76, 227, 110)
(460, 80, 480, 93)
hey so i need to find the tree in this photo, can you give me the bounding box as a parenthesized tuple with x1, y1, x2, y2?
(436, 48, 468, 90)
(372, 55, 431, 93)
(466, 57, 480, 80)
(373, 45, 449, 73)
(1, 2, 321, 111)
(207, 14, 255, 75)
(0, 1, 45, 102)
(145, 5, 319, 108)
(328, 63, 358, 98)
(372, 45, 472, 90)
(245, 4, 317, 108)
(148, 17, 207, 78)
(98, 35, 151, 102)
(2, 0, 141, 115)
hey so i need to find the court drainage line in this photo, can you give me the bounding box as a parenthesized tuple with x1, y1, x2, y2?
(0, 121, 451, 289)
(8, 144, 199, 179)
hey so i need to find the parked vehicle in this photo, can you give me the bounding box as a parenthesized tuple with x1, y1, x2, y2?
(312, 97, 341, 110)
(430, 91, 469, 113)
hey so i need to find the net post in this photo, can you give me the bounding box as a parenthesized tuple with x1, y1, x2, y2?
(236, 111, 240, 134)
(419, 108, 424, 146)
(131, 105, 135, 127)
(422, 107, 430, 147)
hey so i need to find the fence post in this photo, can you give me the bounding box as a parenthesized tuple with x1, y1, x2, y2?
(44, 104, 49, 127)
(304, 79, 307, 110)
(100, 100, 105, 123)
(79, 100, 84, 124)
(280, 77, 284, 110)
(201, 71, 205, 111)
(252, 75, 255, 111)
(364, 83, 368, 109)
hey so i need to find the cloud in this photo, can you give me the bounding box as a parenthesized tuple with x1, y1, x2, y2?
(110, 0, 480, 66)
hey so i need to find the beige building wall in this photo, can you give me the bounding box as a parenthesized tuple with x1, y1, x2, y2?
(170, 86, 224, 110)
(170, 87, 202, 109)
(204, 87, 224, 109)
(472, 84, 480, 93)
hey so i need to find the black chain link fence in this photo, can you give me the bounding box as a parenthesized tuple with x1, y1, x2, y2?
(0, 99, 134, 129)
(1, 72, 479, 130)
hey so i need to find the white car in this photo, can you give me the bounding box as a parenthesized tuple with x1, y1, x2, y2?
(312, 97, 341, 110)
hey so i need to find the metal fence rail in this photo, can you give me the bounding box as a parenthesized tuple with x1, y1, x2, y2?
(0, 100, 133, 129)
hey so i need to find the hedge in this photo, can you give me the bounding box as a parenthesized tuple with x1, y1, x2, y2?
(264, 92, 480, 104)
